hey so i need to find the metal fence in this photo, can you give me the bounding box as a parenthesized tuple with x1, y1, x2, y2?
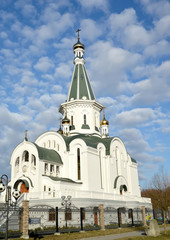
(0, 205, 23, 239)
(0, 204, 166, 239)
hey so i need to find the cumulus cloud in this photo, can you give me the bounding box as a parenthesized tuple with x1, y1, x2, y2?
(34, 57, 54, 72)
(77, 0, 109, 12)
(139, 0, 170, 18)
(114, 108, 156, 128)
(87, 41, 141, 96)
(80, 19, 103, 42)
(130, 61, 170, 105)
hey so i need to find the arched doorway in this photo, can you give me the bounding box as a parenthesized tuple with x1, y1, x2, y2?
(14, 179, 29, 195)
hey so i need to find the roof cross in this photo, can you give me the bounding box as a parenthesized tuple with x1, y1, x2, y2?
(25, 130, 28, 141)
(76, 29, 81, 41)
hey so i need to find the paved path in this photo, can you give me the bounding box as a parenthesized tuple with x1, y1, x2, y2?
(79, 226, 170, 240)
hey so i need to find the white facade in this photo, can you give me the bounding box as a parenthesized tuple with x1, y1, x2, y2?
(2, 38, 151, 209)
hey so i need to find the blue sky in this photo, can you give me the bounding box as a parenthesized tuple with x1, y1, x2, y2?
(0, 0, 170, 188)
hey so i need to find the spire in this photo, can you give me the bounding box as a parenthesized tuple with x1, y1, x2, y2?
(24, 130, 28, 141)
(67, 30, 95, 102)
(76, 29, 81, 41)
(57, 118, 63, 135)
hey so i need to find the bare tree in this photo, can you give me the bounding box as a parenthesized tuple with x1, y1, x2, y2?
(142, 168, 170, 233)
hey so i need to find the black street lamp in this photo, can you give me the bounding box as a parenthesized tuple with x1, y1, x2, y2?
(61, 195, 72, 228)
(0, 174, 21, 240)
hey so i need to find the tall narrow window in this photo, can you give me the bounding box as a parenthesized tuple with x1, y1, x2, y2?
(99, 150, 103, 189)
(22, 151, 29, 162)
(71, 116, 73, 126)
(31, 155, 36, 166)
(84, 114, 86, 124)
(77, 148, 81, 180)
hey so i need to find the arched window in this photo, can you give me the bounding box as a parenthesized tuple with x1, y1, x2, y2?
(22, 151, 29, 162)
(77, 148, 81, 180)
(53, 140, 56, 148)
(31, 155, 36, 166)
(15, 157, 19, 166)
(84, 114, 86, 124)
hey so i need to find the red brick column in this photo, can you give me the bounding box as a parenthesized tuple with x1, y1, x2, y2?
(141, 206, 147, 226)
(21, 200, 29, 239)
(99, 204, 105, 230)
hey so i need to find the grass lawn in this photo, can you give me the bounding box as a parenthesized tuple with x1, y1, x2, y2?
(118, 230, 170, 240)
(10, 224, 170, 240)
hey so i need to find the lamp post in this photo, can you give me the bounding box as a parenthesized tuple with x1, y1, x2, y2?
(61, 195, 72, 228)
(0, 174, 21, 240)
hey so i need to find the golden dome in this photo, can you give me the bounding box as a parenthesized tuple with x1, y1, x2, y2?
(57, 127, 63, 135)
(73, 40, 85, 51)
(100, 117, 109, 126)
(62, 116, 70, 125)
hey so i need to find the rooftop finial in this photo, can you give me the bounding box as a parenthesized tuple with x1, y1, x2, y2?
(59, 117, 62, 128)
(25, 130, 28, 141)
(103, 107, 105, 119)
(76, 29, 81, 42)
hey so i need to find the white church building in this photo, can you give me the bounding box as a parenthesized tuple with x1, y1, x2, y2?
(5, 35, 151, 210)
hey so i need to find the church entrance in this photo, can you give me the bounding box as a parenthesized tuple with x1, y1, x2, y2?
(20, 182, 29, 194)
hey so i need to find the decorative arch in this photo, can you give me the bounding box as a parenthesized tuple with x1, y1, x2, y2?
(14, 179, 29, 194)
(114, 175, 128, 195)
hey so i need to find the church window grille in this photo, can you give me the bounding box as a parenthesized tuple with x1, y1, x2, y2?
(84, 114, 86, 124)
(65, 209, 72, 221)
(77, 148, 81, 180)
(22, 151, 29, 162)
(31, 155, 36, 166)
(49, 209, 55, 221)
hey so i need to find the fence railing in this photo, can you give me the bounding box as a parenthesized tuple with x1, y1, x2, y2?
(0, 201, 167, 239)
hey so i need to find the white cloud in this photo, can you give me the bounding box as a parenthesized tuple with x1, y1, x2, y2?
(87, 41, 141, 96)
(55, 62, 72, 79)
(108, 8, 137, 34)
(119, 128, 152, 154)
(131, 61, 170, 105)
(77, 0, 109, 12)
(34, 57, 54, 72)
(114, 108, 156, 128)
(80, 19, 102, 42)
(139, 0, 170, 18)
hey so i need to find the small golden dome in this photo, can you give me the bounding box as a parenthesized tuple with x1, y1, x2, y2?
(57, 128, 63, 135)
(62, 116, 70, 124)
(73, 41, 85, 51)
(100, 117, 109, 126)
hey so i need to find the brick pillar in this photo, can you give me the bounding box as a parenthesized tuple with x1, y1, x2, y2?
(141, 206, 147, 226)
(21, 200, 29, 239)
(99, 204, 105, 230)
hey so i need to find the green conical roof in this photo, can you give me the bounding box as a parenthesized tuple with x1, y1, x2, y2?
(67, 63, 95, 101)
